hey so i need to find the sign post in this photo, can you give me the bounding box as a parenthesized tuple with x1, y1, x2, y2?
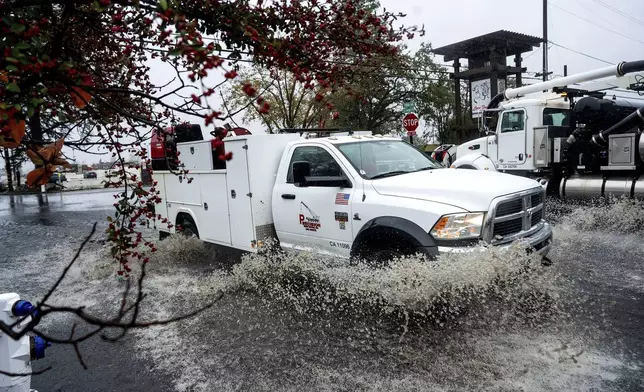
(402, 112, 419, 144)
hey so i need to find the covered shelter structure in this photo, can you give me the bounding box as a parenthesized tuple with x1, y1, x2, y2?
(434, 30, 542, 122)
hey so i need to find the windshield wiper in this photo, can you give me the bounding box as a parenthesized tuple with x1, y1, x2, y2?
(411, 167, 434, 172)
(369, 170, 411, 180)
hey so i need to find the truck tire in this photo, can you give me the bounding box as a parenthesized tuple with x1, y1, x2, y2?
(356, 236, 419, 267)
(177, 214, 199, 239)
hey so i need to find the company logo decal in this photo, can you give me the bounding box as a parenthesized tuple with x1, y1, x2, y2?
(299, 202, 321, 232)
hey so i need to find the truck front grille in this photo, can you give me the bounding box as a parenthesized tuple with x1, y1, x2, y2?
(494, 218, 524, 237)
(531, 209, 543, 226)
(492, 190, 545, 240)
(496, 199, 522, 216)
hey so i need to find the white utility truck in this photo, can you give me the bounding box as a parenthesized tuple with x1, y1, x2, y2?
(152, 130, 552, 263)
(436, 60, 644, 200)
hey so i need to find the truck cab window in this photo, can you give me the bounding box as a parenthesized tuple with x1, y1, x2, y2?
(543, 108, 570, 127)
(500, 110, 525, 133)
(286, 146, 343, 183)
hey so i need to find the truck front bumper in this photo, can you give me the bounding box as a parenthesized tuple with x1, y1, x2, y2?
(437, 222, 553, 257)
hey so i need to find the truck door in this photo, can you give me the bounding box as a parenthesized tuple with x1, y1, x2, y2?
(273, 145, 355, 257)
(497, 109, 527, 166)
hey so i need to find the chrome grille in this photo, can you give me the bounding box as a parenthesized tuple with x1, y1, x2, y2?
(490, 189, 545, 241)
(496, 199, 522, 216)
(494, 218, 524, 237)
(531, 209, 543, 226)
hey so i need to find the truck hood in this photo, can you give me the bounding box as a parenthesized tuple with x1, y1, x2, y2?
(370, 169, 541, 212)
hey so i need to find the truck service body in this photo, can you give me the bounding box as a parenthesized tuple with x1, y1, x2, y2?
(437, 60, 644, 200)
(152, 131, 552, 261)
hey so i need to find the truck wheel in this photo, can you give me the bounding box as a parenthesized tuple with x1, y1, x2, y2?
(357, 237, 418, 267)
(177, 214, 199, 239)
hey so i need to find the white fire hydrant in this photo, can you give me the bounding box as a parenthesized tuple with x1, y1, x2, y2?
(0, 293, 50, 392)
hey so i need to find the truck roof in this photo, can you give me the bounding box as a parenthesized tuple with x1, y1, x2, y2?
(296, 135, 403, 145)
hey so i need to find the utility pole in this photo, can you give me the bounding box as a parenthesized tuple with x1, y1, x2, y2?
(542, 0, 549, 81)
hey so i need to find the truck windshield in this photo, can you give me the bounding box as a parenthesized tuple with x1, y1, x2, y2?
(336, 140, 443, 180)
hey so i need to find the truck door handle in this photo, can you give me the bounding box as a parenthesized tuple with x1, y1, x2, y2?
(281, 194, 296, 200)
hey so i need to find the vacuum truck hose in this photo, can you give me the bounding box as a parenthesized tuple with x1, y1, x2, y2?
(618, 60, 644, 76)
(591, 107, 644, 146)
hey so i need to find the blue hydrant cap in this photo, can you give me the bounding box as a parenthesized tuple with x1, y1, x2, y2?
(33, 336, 51, 360)
(12, 300, 35, 317)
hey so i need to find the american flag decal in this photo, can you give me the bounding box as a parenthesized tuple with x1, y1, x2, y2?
(335, 193, 350, 205)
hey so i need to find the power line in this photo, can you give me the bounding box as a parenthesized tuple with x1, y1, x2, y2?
(548, 41, 613, 65)
(574, 0, 623, 32)
(590, 0, 644, 28)
(548, 1, 644, 47)
(523, 46, 542, 61)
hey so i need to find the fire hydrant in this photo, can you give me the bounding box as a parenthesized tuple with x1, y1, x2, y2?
(0, 293, 50, 392)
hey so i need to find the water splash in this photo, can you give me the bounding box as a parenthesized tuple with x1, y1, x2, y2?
(229, 243, 557, 329)
(548, 196, 644, 234)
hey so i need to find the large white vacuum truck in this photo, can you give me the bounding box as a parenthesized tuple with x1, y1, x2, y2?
(434, 60, 644, 199)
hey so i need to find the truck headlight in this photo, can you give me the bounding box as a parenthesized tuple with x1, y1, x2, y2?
(430, 213, 485, 240)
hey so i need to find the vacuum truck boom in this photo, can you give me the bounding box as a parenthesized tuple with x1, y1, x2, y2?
(487, 60, 644, 109)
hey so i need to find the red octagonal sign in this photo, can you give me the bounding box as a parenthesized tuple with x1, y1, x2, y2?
(403, 112, 419, 135)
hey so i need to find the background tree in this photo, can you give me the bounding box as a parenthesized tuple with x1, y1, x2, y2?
(329, 53, 415, 133)
(221, 65, 332, 132)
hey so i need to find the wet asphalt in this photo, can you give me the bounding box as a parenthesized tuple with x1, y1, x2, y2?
(1, 189, 643, 391)
(0, 190, 173, 392)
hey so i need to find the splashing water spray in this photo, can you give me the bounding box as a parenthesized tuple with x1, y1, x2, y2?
(0, 293, 50, 392)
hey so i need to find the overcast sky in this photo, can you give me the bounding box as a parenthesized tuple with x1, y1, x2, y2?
(65, 0, 644, 165)
(385, 0, 644, 75)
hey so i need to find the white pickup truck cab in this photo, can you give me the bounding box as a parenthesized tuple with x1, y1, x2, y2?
(154, 132, 552, 263)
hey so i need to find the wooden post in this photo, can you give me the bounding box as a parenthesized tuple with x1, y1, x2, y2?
(515, 52, 523, 87)
(453, 59, 461, 124)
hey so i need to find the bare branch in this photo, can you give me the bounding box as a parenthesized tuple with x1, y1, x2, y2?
(0, 367, 53, 377)
(39, 222, 97, 307)
(70, 324, 88, 370)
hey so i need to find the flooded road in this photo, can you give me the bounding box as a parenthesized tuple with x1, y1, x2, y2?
(1, 191, 642, 391)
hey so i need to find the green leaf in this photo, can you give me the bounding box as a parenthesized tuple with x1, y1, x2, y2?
(11, 23, 26, 33)
(15, 42, 30, 50)
(5, 64, 18, 72)
(11, 47, 25, 58)
(6, 82, 20, 93)
(27, 105, 35, 117)
(159, 0, 168, 10)
(14, 104, 21, 111)
(5, 57, 19, 64)
(107, 216, 113, 222)
(168, 48, 182, 56)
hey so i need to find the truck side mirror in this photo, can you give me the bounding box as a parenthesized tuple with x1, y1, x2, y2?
(292, 161, 310, 186)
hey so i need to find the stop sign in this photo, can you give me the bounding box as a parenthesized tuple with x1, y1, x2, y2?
(403, 113, 419, 135)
